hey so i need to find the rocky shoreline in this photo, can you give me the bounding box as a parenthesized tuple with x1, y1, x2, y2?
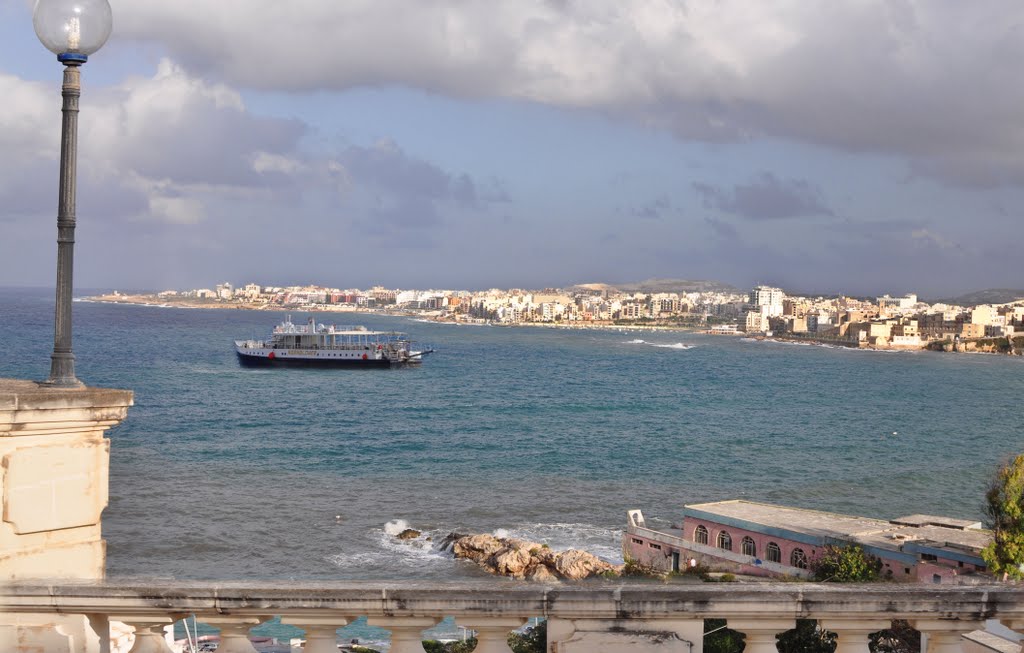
(393, 531, 623, 581)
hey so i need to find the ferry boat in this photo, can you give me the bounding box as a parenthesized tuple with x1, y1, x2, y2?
(235, 316, 432, 368)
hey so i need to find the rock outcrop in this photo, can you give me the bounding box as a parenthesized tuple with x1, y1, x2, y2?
(396, 528, 422, 540)
(445, 532, 621, 581)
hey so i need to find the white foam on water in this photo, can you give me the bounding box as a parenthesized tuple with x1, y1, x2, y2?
(626, 339, 646, 344)
(383, 519, 410, 536)
(492, 528, 511, 539)
(328, 522, 454, 573)
(324, 551, 387, 570)
(651, 342, 694, 350)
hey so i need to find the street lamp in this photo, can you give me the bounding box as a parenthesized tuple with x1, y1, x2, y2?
(33, 0, 112, 387)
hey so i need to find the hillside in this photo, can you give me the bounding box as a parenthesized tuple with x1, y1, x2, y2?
(571, 278, 740, 294)
(936, 288, 1024, 306)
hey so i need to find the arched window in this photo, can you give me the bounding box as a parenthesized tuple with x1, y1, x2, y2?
(766, 542, 781, 563)
(791, 547, 808, 569)
(717, 530, 732, 551)
(742, 536, 756, 557)
(694, 525, 709, 545)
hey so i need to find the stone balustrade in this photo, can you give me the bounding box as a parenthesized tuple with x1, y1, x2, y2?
(1, 580, 1022, 652)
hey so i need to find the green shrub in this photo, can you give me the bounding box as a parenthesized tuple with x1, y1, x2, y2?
(811, 544, 882, 582)
(982, 453, 1024, 580)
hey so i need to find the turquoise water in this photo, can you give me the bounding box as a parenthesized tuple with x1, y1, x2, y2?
(1, 287, 1021, 582)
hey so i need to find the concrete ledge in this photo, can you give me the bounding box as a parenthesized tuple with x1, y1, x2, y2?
(0, 581, 1021, 621)
(0, 379, 133, 437)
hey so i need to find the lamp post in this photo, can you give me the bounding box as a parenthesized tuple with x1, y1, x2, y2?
(33, 0, 112, 387)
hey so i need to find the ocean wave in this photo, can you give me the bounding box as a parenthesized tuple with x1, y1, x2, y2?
(745, 338, 923, 354)
(383, 519, 412, 536)
(625, 339, 694, 351)
(327, 520, 454, 572)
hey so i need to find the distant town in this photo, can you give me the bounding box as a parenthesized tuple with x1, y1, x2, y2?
(88, 281, 1024, 353)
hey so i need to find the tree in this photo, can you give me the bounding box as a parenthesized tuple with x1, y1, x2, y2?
(704, 619, 745, 653)
(811, 544, 882, 582)
(869, 620, 921, 653)
(508, 620, 546, 653)
(422, 639, 477, 653)
(777, 620, 836, 653)
(982, 453, 1024, 581)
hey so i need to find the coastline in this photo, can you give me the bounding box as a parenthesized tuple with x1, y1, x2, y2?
(80, 294, 703, 334)
(78, 295, 1024, 354)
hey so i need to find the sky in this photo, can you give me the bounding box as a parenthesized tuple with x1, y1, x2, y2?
(2, 1, 1024, 297)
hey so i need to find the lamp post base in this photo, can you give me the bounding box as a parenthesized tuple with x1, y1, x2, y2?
(44, 352, 83, 388)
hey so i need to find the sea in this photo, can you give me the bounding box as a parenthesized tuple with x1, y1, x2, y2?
(1, 286, 1021, 643)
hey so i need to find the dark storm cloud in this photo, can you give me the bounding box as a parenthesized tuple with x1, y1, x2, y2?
(693, 173, 833, 220)
(339, 140, 505, 239)
(341, 140, 480, 209)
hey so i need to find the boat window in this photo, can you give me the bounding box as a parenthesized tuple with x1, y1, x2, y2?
(766, 542, 781, 563)
(742, 536, 756, 557)
(694, 525, 709, 545)
(716, 530, 732, 551)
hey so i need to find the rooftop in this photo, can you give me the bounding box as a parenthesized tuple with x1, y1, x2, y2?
(684, 500, 991, 557)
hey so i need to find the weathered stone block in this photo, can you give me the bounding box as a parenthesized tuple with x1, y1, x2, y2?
(0, 539, 104, 581)
(3, 441, 109, 535)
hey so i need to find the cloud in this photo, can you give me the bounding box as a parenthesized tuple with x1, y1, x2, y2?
(911, 228, 961, 252)
(0, 57, 511, 288)
(110, 1, 1024, 187)
(630, 195, 672, 220)
(337, 139, 499, 235)
(693, 173, 832, 220)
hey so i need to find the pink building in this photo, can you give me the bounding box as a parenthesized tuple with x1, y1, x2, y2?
(623, 500, 991, 584)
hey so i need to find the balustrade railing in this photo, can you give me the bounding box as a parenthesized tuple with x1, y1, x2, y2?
(1, 580, 1022, 652)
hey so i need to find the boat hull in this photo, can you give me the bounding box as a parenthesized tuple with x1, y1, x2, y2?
(235, 351, 411, 368)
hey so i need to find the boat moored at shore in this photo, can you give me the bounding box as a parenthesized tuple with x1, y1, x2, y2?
(235, 315, 432, 367)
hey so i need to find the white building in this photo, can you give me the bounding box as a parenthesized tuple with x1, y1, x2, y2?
(215, 282, 234, 300)
(750, 286, 785, 317)
(877, 294, 918, 312)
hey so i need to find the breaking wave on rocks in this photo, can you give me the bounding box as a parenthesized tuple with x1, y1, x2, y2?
(327, 519, 625, 575)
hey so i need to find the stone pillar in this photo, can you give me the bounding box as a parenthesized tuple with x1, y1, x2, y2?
(107, 617, 174, 653)
(547, 618, 702, 652)
(728, 619, 797, 653)
(911, 619, 985, 653)
(366, 617, 438, 653)
(0, 380, 132, 653)
(0, 381, 133, 578)
(819, 619, 892, 653)
(455, 617, 527, 653)
(280, 616, 351, 653)
(200, 617, 266, 653)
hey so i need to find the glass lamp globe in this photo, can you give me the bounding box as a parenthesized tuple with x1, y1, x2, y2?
(33, 0, 112, 57)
